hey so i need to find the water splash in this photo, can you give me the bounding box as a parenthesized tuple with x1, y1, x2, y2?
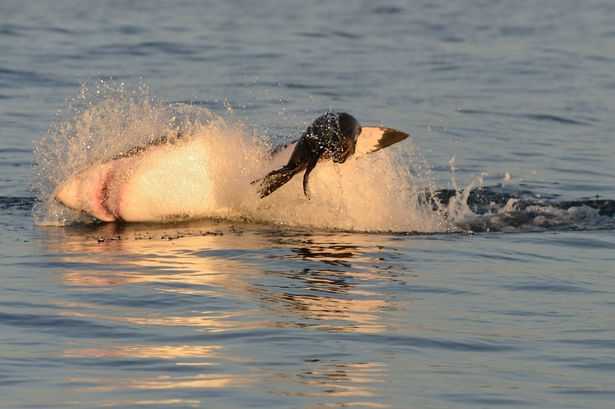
(33, 82, 447, 232)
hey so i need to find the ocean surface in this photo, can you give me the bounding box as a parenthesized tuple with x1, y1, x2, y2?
(2, 1, 615, 408)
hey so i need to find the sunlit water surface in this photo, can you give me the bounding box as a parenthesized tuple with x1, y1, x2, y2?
(1, 1, 615, 408)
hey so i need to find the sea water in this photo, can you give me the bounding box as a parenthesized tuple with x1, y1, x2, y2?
(1, 1, 615, 408)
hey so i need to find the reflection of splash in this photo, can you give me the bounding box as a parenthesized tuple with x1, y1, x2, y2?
(261, 266, 389, 334)
(280, 289, 387, 334)
(42, 222, 395, 408)
(290, 241, 364, 267)
(255, 234, 399, 335)
(50, 223, 394, 336)
(273, 361, 390, 407)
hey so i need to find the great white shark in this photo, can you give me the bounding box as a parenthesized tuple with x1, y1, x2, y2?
(54, 112, 409, 223)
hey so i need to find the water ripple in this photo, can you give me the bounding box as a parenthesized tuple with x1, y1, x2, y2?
(0, 67, 72, 88)
(442, 393, 531, 406)
(457, 109, 593, 126)
(0, 312, 140, 338)
(337, 333, 516, 352)
(503, 281, 597, 294)
(2, 1, 615, 408)
(91, 41, 200, 57)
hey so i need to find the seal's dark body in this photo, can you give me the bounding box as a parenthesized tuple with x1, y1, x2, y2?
(254, 112, 361, 199)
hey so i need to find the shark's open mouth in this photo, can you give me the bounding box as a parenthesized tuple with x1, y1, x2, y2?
(54, 161, 119, 222)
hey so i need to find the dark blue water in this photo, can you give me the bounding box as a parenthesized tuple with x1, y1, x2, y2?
(1, 1, 615, 408)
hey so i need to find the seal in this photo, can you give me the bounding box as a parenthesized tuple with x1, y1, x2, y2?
(252, 112, 361, 199)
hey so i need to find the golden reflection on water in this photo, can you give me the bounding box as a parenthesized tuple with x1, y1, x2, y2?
(81, 374, 237, 392)
(42, 221, 396, 407)
(83, 398, 201, 408)
(63, 344, 221, 359)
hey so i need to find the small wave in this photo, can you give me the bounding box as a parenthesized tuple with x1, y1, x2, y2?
(0, 311, 138, 339)
(0, 23, 23, 37)
(371, 6, 405, 15)
(349, 333, 516, 352)
(90, 41, 198, 58)
(0, 148, 31, 154)
(0, 196, 36, 211)
(503, 281, 597, 294)
(524, 113, 591, 126)
(0, 67, 74, 88)
(457, 109, 593, 126)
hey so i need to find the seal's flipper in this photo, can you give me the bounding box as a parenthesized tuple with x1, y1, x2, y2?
(355, 127, 409, 156)
(302, 156, 320, 199)
(252, 165, 304, 199)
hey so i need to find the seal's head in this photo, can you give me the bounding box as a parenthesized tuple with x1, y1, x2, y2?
(306, 112, 361, 164)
